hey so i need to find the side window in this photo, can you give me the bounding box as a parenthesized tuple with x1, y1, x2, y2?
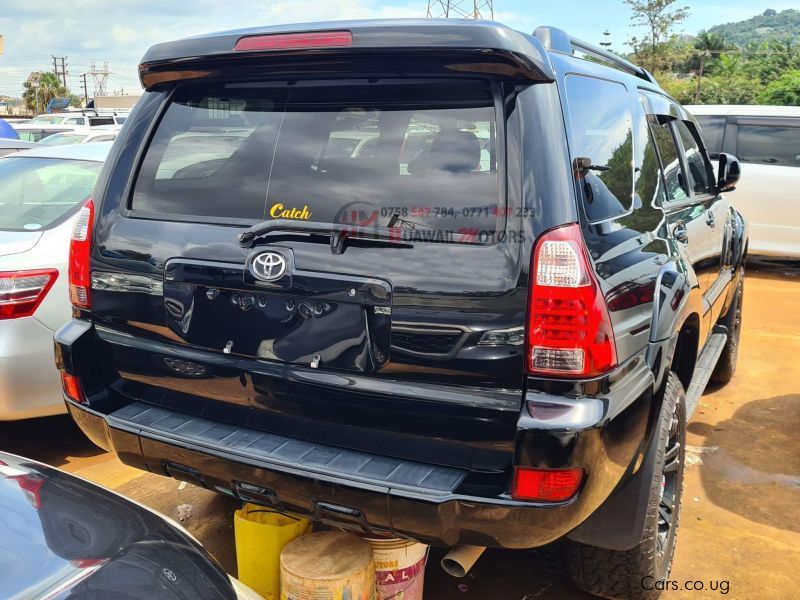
(648, 115, 689, 203)
(674, 120, 713, 194)
(634, 108, 665, 209)
(565, 75, 633, 222)
(694, 115, 725, 156)
(736, 124, 800, 167)
(65, 117, 85, 125)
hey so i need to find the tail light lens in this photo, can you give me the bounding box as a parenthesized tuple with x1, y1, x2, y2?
(61, 373, 86, 404)
(528, 223, 616, 377)
(69, 199, 93, 309)
(512, 467, 584, 502)
(234, 31, 353, 52)
(0, 269, 58, 320)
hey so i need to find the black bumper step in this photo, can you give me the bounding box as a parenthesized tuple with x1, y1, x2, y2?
(110, 402, 466, 495)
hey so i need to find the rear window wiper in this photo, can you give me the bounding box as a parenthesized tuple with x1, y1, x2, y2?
(237, 219, 413, 255)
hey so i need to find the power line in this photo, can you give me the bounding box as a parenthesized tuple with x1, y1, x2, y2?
(426, 0, 493, 20)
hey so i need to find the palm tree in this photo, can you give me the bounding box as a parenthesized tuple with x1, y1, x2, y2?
(693, 33, 733, 102)
(23, 72, 69, 114)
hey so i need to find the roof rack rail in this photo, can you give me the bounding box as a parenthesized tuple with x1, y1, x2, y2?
(533, 26, 655, 84)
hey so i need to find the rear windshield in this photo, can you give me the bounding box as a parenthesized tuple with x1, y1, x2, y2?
(15, 129, 70, 142)
(0, 157, 102, 231)
(131, 79, 503, 243)
(39, 133, 90, 146)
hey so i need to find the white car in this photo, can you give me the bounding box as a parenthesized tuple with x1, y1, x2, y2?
(27, 111, 128, 127)
(11, 123, 82, 142)
(686, 104, 800, 258)
(38, 126, 121, 146)
(0, 143, 111, 419)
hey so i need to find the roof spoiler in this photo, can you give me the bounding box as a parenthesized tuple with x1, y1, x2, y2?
(138, 21, 556, 89)
(533, 26, 656, 84)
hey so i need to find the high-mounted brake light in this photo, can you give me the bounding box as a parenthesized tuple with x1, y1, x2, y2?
(527, 223, 616, 377)
(69, 199, 93, 309)
(234, 31, 353, 52)
(0, 269, 58, 320)
(512, 467, 583, 502)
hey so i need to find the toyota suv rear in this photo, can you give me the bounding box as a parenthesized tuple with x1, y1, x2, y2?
(55, 19, 747, 599)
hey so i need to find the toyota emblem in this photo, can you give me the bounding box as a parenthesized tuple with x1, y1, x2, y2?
(250, 251, 287, 282)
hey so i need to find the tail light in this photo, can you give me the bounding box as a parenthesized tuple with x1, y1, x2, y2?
(69, 199, 93, 309)
(512, 467, 583, 502)
(61, 373, 86, 404)
(527, 223, 616, 377)
(0, 269, 58, 320)
(234, 31, 353, 52)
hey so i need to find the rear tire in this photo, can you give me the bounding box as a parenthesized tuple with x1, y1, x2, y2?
(710, 274, 743, 384)
(567, 372, 686, 600)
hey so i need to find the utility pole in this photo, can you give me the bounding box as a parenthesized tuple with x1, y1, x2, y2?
(426, 0, 493, 20)
(600, 30, 612, 48)
(52, 55, 68, 87)
(81, 73, 89, 106)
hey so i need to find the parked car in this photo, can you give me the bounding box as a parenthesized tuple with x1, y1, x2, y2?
(0, 143, 111, 420)
(11, 124, 79, 142)
(0, 139, 38, 158)
(38, 126, 121, 146)
(28, 110, 129, 127)
(0, 451, 262, 599)
(55, 21, 747, 600)
(686, 104, 799, 259)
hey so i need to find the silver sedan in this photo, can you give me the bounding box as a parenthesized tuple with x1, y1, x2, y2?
(0, 143, 111, 420)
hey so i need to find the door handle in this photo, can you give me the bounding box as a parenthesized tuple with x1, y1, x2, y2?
(705, 211, 716, 228)
(673, 220, 689, 244)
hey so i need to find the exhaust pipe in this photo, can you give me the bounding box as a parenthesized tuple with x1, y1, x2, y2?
(440, 545, 486, 578)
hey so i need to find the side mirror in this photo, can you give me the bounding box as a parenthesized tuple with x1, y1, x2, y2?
(717, 153, 741, 193)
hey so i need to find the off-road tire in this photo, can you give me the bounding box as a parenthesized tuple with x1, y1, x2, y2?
(710, 274, 743, 384)
(567, 372, 687, 600)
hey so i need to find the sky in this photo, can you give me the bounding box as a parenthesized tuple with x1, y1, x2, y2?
(0, 0, 798, 99)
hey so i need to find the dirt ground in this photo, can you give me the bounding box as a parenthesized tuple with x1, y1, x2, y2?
(2, 262, 798, 600)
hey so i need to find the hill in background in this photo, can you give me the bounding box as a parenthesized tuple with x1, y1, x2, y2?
(708, 8, 800, 47)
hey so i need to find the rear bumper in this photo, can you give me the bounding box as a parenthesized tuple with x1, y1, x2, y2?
(0, 316, 66, 420)
(65, 398, 587, 548)
(58, 318, 656, 549)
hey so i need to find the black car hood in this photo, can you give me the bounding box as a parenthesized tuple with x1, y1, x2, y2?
(0, 452, 238, 600)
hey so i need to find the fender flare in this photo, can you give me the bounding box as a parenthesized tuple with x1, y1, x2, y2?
(567, 260, 700, 551)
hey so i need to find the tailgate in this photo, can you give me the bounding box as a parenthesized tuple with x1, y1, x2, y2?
(88, 74, 530, 476)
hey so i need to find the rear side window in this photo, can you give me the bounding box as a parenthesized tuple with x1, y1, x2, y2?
(564, 75, 633, 222)
(0, 157, 102, 231)
(648, 116, 689, 202)
(736, 124, 800, 167)
(694, 115, 725, 155)
(131, 80, 502, 243)
(674, 120, 713, 194)
(89, 117, 115, 126)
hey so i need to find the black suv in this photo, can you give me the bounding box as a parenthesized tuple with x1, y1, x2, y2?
(55, 20, 747, 599)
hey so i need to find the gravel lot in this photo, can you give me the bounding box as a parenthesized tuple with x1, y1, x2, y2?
(3, 263, 797, 600)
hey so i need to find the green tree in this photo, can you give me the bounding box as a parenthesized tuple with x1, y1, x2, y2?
(22, 72, 69, 114)
(759, 70, 800, 105)
(626, 0, 690, 72)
